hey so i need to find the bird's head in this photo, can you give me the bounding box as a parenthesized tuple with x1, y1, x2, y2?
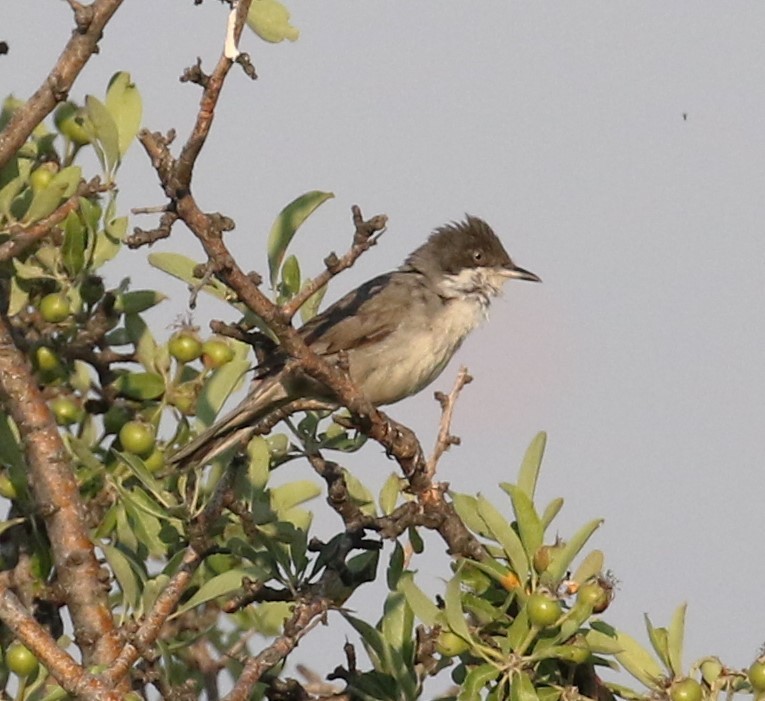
(404, 215, 541, 303)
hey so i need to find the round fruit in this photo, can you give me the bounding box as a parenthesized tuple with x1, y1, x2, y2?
(670, 678, 703, 701)
(6, 642, 39, 677)
(0, 474, 17, 500)
(577, 579, 611, 613)
(39, 293, 71, 323)
(435, 631, 470, 657)
(34, 346, 62, 374)
(50, 396, 83, 426)
(527, 591, 562, 628)
(169, 332, 203, 363)
(29, 164, 56, 192)
(118, 421, 156, 458)
(201, 338, 234, 368)
(54, 102, 91, 146)
(748, 661, 765, 692)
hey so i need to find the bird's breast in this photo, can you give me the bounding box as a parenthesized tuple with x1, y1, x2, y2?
(348, 294, 487, 405)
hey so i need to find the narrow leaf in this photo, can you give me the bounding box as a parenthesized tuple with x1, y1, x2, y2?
(571, 550, 604, 585)
(267, 190, 334, 287)
(517, 431, 546, 499)
(540, 497, 564, 530)
(477, 495, 529, 578)
(667, 603, 687, 676)
(613, 630, 665, 690)
(458, 663, 499, 701)
(546, 518, 604, 582)
(398, 572, 440, 627)
(444, 574, 472, 641)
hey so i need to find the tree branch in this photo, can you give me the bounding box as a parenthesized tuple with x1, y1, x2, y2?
(0, 0, 124, 170)
(0, 314, 121, 667)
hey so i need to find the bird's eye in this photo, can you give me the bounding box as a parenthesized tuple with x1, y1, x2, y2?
(472, 250, 484, 263)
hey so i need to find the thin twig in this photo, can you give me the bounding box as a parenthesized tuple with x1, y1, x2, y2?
(426, 366, 473, 478)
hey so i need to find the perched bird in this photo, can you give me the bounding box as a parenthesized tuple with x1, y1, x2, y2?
(169, 215, 540, 466)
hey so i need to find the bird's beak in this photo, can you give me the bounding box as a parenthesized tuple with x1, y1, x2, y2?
(504, 263, 542, 283)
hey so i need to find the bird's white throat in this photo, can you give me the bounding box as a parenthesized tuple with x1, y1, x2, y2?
(438, 266, 508, 310)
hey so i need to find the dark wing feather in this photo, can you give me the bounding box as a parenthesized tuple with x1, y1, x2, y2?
(300, 272, 405, 355)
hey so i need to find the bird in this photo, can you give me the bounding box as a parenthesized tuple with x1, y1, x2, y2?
(169, 215, 540, 467)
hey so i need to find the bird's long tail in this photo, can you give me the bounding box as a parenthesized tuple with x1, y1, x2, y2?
(167, 376, 289, 468)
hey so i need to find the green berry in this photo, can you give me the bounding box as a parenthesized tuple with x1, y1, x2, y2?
(435, 631, 470, 657)
(6, 643, 39, 677)
(50, 396, 83, 426)
(168, 331, 203, 363)
(748, 661, 765, 693)
(39, 293, 71, 323)
(54, 102, 91, 145)
(119, 421, 156, 458)
(201, 338, 234, 368)
(527, 591, 562, 628)
(670, 678, 703, 701)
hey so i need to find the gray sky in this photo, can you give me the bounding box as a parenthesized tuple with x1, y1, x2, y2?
(4, 0, 765, 689)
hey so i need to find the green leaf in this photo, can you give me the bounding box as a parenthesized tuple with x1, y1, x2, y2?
(85, 95, 120, 173)
(194, 350, 250, 428)
(667, 603, 687, 676)
(342, 468, 376, 516)
(92, 213, 126, 266)
(511, 670, 540, 701)
(458, 664, 499, 701)
(585, 628, 624, 655)
(271, 480, 321, 512)
(571, 550, 604, 585)
(505, 605, 530, 653)
(398, 572, 440, 627)
(147, 252, 238, 304)
(517, 431, 546, 499)
(344, 614, 417, 700)
(386, 541, 404, 590)
(381, 590, 414, 659)
(476, 495, 529, 578)
(173, 567, 267, 616)
(444, 573, 472, 642)
(267, 190, 334, 287)
(279, 254, 301, 299)
(124, 312, 158, 371)
(545, 518, 604, 583)
(299, 280, 327, 324)
(501, 483, 543, 558)
(105, 71, 143, 156)
(113, 454, 178, 508)
(112, 371, 165, 400)
(115, 290, 167, 314)
(540, 497, 564, 530)
(62, 212, 86, 276)
(100, 543, 144, 610)
(23, 165, 81, 223)
(613, 629, 665, 690)
(379, 473, 401, 516)
(644, 616, 671, 672)
(451, 492, 492, 538)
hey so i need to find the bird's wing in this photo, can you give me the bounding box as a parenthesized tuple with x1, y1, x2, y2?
(299, 272, 411, 355)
